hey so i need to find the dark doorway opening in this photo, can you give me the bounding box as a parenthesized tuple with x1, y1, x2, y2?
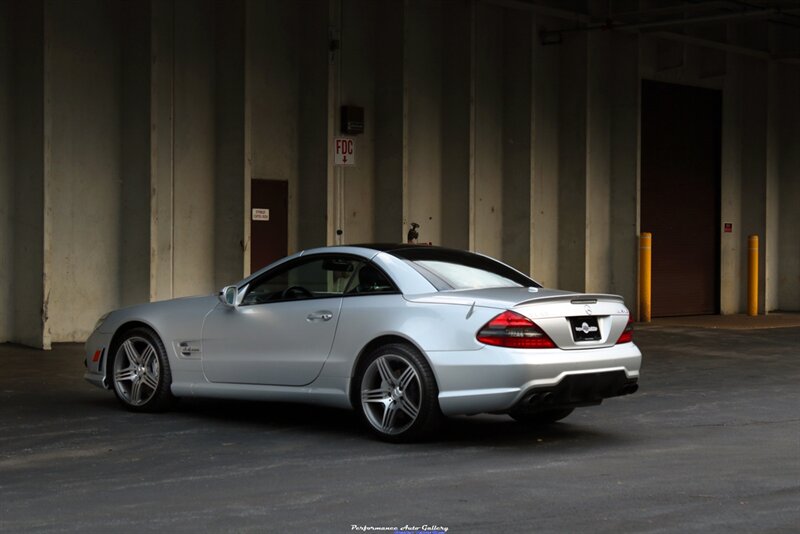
(250, 179, 288, 273)
(641, 80, 721, 317)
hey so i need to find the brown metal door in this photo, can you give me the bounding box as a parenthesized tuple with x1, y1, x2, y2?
(250, 179, 288, 273)
(641, 80, 721, 317)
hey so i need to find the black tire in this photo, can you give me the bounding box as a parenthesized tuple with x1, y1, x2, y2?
(356, 343, 442, 443)
(109, 327, 174, 412)
(509, 408, 574, 425)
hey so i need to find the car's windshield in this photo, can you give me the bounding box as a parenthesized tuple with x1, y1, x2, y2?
(388, 247, 538, 290)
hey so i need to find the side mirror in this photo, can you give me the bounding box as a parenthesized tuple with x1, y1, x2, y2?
(219, 285, 239, 308)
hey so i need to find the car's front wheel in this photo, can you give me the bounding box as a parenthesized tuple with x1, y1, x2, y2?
(110, 327, 174, 412)
(357, 343, 441, 442)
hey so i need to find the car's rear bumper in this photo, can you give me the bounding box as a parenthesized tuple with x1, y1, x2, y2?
(427, 342, 641, 416)
(510, 370, 638, 413)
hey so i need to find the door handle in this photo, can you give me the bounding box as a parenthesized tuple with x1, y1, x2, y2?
(307, 311, 333, 322)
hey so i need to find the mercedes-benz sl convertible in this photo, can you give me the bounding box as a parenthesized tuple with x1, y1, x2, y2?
(85, 244, 641, 441)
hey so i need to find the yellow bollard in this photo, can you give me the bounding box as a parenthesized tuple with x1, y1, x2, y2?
(748, 235, 758, 316)
(639, 232, 652, 323)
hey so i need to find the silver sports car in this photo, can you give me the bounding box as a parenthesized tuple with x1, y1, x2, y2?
(85, 244, 641, 441)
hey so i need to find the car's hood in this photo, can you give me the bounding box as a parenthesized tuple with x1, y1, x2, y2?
(405, 287, 625, 309)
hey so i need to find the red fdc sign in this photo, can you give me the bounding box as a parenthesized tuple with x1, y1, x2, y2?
(334, 137, 355, 166)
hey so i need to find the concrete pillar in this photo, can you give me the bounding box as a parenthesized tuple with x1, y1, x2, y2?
(765, 60, 779, 313)
(0, 0, 13, 342)
(585, 30, 612, 294)
(473, 2, 503, 258)
(776, 64, 800, 310)
(339, 0, 377, 244)
(583, 27, 639, 305)
(296, 0, 329, 250)
(12, 0, 47, 348)
(720, 53, 743, 314)
(557, 32, 588, 293)
(372, 0, 404, 243)
(404, 0, 443, 247)
(531, 16, 561, 288)
(739, 57, 768, 313)
(150, 0, 175, 301)
(608, 32, 640, 306)
(501, 10, 532, 274)
(45, 0, 124, 341)
(172, 0, 216, 297)
(120, 0, 151, 307)
(214, 0, 247, 288)
(439, 0, 471, 250)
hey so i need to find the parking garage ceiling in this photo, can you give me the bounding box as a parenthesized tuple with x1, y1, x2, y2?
(491, 0, 800, 65)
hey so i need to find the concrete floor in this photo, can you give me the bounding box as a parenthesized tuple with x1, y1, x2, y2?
(647, 312, 800, 330)
(1, 325, 798, 533)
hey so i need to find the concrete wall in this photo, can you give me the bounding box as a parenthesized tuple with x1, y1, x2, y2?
(248, 0, 330, 256)
(0, 0, 13, 342)
(640, 21, 799, 315)
(249, 0, 299, 248)
(2, 0, 799, 347)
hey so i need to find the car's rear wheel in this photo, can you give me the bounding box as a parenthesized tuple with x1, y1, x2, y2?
(111, 327, 174, 412)
(509, 408, 574, 425)
(357, 343, 441, 442)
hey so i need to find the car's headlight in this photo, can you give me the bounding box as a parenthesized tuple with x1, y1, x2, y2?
(93, 312, 111, 332)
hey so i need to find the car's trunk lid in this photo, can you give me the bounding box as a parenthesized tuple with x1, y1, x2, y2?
(406, 287, 631, 349)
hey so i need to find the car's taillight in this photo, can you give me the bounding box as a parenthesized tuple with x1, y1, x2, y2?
(616, 316, 634, 344)
(477, 310, 556, 349)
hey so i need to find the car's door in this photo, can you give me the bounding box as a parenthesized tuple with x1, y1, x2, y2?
(201, 255, 363, 386)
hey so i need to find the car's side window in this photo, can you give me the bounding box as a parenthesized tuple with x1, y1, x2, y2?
(344, 263, 398, 295)
(241, 256, 362, 305)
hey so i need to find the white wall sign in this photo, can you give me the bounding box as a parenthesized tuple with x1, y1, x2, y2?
(252, 208, 270, 221)
(334, 137, 355, 166)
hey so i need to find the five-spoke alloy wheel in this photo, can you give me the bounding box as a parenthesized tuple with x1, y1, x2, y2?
(358, 343, 440, 442)
(111, 327, 174, 412)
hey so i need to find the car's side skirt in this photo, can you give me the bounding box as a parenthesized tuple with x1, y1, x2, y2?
(170, 377, 352, 410)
